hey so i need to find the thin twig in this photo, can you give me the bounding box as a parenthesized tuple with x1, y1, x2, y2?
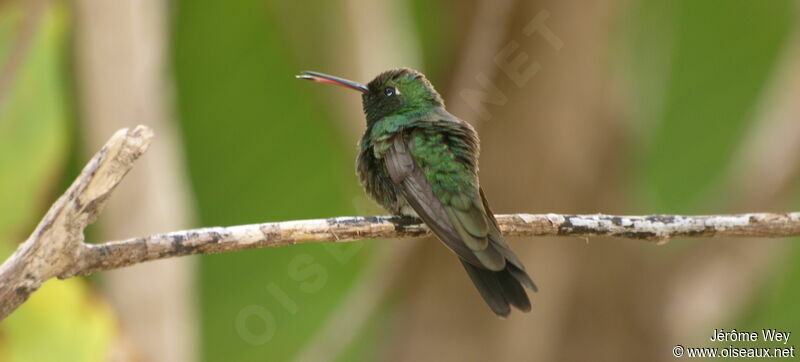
(1, 126, 799, 321)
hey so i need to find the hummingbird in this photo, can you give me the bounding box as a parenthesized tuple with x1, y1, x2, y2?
(297, 68, 536, 316)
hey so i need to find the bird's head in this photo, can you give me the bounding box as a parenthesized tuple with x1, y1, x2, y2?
(297, 67, 443, 124)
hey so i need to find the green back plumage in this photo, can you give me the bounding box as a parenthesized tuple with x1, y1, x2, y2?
(303, 67, 535, 316)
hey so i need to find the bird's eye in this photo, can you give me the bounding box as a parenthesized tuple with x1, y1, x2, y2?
(384, 87, 396, 97)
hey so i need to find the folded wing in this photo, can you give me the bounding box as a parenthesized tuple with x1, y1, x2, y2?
(382, 132, 535, 316)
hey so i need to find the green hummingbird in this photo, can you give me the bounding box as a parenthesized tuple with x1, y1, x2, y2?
(297, 68, 536, 316)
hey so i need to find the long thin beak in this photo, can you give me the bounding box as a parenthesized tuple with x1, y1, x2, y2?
(296, 71, 368, 93)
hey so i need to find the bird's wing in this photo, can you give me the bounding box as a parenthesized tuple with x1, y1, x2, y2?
(383, 131, 506, 271)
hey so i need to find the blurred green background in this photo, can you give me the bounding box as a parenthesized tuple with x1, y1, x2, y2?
(1, 0, 798, 361)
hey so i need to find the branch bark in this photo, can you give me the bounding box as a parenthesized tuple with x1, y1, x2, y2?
(68, 211, 800, 279)
(0, 125, 153, 320)
(1, 125, 799, 320)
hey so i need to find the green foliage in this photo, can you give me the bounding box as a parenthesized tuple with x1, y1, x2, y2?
(628, 0, 800, 354)
(5, 0, 795, 359)
(629, 0, 793, 213)
(172, 1, 376, 361)
(0, 3, 116, 361)
(1, 279, 117, 362)
(171, 0, 458, 358)
(0, 5, 68, 242)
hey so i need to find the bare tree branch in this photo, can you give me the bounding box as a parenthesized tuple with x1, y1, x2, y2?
(0, 125, 153, 320)
(1, 125, 799, 321)
(67, 211, 799, 277)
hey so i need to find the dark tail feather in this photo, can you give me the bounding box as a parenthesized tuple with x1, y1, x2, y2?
(508, 263, 538, 292)
(460, 260, 534, 317)
(497, 267, 531, 312)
